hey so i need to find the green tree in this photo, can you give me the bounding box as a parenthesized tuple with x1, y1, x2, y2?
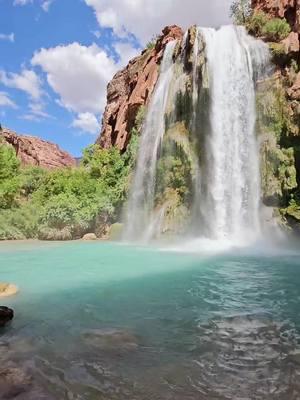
(0, 142, 20, 209)
(230, 0, 252, 24)
(0, 141, 20, 180)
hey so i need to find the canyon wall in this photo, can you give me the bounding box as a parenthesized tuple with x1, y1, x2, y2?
(97, 26, 183, 151)
(1, 127, 76, 169)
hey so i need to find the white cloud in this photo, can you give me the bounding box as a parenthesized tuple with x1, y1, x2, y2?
(0, 33, 15, 43)
(19, 102, 51, 122)
(92, 30, 101, 39)
(31, 42, 119, 114)
(13, 0, 54, 11)
(41, 0, 53, 12)
(114, 42, 139, 66)
(0, 91, 17, 108)
(30, 41, 140, 133)
(85, 0, 232, 44)
(0, 69, 42, 100)
(72, 112, 99, 134)
(29, 102, 50, 117)
(13, 0, 33, 5)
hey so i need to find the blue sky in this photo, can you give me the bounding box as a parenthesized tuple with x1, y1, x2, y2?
(0, 0, 231, 156)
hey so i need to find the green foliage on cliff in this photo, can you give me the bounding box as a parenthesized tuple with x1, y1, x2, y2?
(246, 11, 268, 35)
(244, 10, 291, 41)
(262, 18, 291, 41)
(146, 35, 159, 50)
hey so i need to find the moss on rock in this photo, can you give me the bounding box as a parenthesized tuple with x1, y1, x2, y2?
(260, 133, 297, 205)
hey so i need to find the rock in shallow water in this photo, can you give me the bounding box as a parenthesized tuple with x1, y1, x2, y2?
(0, 367, 32, 398)
(0, 283, 19, 298)
(0, 307, 14, 327)
(82, 328, 139, 352)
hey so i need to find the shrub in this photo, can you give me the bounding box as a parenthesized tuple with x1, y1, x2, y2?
(146, 35, 159, 50)
(0, 178, 21, 209)
(19, 166, 47, 197)
(0, 203, 41, 240)
(33, 168, 114, 238)
(246, 11, 269, 35)
(262, 18, 291, 41)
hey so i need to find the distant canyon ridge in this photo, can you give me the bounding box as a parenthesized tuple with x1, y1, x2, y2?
(0, 127, 75, 169)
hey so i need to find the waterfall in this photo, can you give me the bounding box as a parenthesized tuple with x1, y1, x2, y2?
(199, 26, 269, 244)
(123, 41, 177, 241)
(123, 25, 269, 246)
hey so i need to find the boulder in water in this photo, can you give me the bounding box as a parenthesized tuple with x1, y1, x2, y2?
(0, 283, 18, 298)
(82, 233, 98, 241)
(0, 307, 14, 327)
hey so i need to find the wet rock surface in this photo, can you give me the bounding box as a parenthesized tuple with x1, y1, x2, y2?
(0, 307, 14, 327)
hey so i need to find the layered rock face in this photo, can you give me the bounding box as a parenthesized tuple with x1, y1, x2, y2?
(1, 127, 76, 169)
(97, 26, 183, 151)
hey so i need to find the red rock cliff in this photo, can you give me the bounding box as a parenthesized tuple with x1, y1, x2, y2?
(1, 127, 76, 169)
(97, 25, 183, 151)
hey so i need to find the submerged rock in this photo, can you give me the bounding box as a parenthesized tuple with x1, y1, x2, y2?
(0, 283, 19, 298)
(82, 233, 98, 241)
(82, 328, 139, 352)
(0, 367, 32, 398)
(0, 307, 14, 327)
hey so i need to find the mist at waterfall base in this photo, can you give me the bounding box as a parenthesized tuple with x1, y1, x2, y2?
(123, 25, 281, 253)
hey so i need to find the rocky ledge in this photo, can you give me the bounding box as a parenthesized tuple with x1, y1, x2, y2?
(97, 25, 183, 151)
(1, 127, 76, 169)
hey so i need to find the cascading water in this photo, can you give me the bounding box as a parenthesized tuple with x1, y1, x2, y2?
(124, 25, 270, 246)
(123, 41, 177, 241)
(199, 26, 270, 244)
